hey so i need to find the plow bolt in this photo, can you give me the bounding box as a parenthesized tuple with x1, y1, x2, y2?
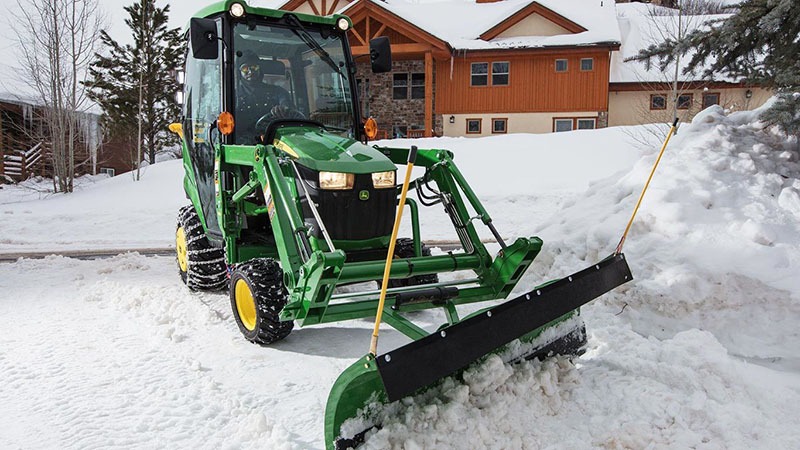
(487, 311, 492, 318)
(385, 355, 391, 363)
(440, 331, 447, 338)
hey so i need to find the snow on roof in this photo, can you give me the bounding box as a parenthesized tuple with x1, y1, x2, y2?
(341, 0, 620, 51)
(611, 3, 731, 83)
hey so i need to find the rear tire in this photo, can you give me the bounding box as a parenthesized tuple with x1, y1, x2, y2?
(230, 258, 293, 345)
(176, 205, 227, 291)
(385, 238, 439, 288)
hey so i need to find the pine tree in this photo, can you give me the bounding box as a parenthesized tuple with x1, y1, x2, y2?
(634, 0, 800, 139)
(86, 0, 184, 170)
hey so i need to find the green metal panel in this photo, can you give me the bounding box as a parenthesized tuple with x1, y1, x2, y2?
(179, 136, 209, 233)
(190, 0, 352, 27)
(274, 127, 395, 173)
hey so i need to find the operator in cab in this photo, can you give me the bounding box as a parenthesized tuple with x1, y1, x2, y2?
(235, 50, 301, 144)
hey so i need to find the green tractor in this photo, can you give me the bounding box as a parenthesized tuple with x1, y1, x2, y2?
(172, 1, 632, 448)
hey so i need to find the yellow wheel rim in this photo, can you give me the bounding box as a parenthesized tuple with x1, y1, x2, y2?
(235, 279, 257, 331)
(176, 227, 188, 272)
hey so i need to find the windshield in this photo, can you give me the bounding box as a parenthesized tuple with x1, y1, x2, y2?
(233, 22, 355, 144)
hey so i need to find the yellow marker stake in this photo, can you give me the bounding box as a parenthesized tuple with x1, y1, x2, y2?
(370, 146, 419, 356)
(615, 119, 679, 255)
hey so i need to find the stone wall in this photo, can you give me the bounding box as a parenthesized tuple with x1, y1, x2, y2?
(356, 60, 434, 137)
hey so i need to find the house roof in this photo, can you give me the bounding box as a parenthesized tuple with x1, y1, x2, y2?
(337, 0, 621, 51)
(611, 2, 732, 83)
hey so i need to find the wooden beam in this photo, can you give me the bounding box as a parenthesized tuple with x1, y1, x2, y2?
(373, 23, 387, 40)
(424, 52, 433, 137)
(308, 0, 320, 16)
(350, 27, 367, 46)
(351, 43, 433, 56)
(328, 0, 340, 15)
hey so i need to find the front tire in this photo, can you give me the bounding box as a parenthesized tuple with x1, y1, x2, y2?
(230, 258, 293, 345)
(176, 205, 227, 291)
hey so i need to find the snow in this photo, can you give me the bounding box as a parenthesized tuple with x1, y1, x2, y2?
(342, 0, 621, 50)
(2, 104, 800, 449)
(611, 3, 731, 83)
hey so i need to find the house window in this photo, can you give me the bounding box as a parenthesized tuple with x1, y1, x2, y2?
(577, 118, 596, 130)
(393, 73, 408, 100)
(650, 94, 667, 110)
(411, 73, 425, 99)
(555, 59, 568, 72)
(677, 93, 693, 109)
(466, 118, 482, 134)
(492, 118, 507, 134)
(702, 92, 720, 109)
(99, 167, 116, 177)
(471, 63, 488, 86)
(492, 62, 509, 85)
(580, 58, 593, 71)
(554, 119, 573, 132)
(393, 125, 408, 138)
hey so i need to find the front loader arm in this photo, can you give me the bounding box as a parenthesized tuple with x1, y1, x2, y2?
(251, 143, 346, 323)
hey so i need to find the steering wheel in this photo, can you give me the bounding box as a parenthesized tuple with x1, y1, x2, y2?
(255, 106, 306, 134)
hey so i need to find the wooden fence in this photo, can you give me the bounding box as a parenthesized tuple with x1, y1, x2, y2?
(1, 142, 44, 182)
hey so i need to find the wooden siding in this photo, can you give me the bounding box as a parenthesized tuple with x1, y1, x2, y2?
(436, 49, 611, 114)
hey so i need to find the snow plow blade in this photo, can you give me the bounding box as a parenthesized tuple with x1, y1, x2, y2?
(325, 253, 632, 449)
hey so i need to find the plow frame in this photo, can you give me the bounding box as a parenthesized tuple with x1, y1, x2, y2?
(215, 136, 543, 335)
(325, 252, 633, 449)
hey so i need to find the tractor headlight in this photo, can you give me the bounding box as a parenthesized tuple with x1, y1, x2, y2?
(336, 18, 350, 31)
(319, 171, 354, 190)
(371, 171, 395, 189)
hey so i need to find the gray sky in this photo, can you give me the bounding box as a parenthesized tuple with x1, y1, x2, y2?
(0, 0, 202, 97)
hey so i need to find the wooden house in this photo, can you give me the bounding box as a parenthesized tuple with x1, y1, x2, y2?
(0, 95, 130, 182)
(608, 3, 771, 127)
(280, 0, 621, 137)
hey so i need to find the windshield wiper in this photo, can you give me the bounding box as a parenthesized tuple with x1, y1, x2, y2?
(284, 14, 344, 77)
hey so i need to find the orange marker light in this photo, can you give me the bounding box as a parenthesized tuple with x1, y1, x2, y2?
(364, 117, 378, 140)
(218, 111, 235, 135)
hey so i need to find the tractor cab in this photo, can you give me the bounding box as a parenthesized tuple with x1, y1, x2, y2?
(180, 3, 391, 245)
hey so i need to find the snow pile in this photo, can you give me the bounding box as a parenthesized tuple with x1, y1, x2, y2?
(355, 104, 800, 448)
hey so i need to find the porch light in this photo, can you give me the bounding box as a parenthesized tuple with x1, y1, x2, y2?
(449, 115, 455, 124)
(745, 89, 753, 99)
(337, 18, 349, 31)
(230, 3, 245, 17)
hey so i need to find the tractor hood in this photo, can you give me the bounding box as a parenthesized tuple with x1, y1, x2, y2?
(273, 127, 395, 174)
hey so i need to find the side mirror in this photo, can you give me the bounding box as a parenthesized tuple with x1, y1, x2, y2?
(190, 18, 219, 60)
(369, 37, 391, 73)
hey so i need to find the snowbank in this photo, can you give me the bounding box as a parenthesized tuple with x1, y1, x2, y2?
(355, 104, 800, 448)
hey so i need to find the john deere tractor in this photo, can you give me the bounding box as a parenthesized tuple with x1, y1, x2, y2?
(172, 2, 632, 448)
